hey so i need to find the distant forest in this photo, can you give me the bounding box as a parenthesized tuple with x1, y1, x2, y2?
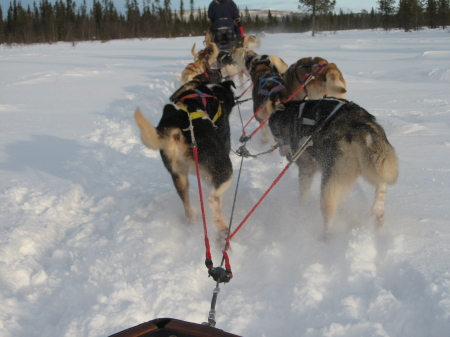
(1, 0, 449, 45)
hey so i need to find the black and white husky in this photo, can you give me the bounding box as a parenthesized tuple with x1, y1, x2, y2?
(134, 80, 236, 236)
(269, 98, 399, 238)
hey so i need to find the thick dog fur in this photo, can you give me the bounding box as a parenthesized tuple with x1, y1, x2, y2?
(231, 47, 257, 84)
(175, 43, 220, 84)
(191, 42, 220, 65)
(243, 34, 261, 49)
(269, 98, 398, 238)
(169, 69, 223, 102)
(174, 59, 209, 84)
(250, 58, 288, 143)
(232, 48, 289, 86)
(215, 51, 244, 85)
(283, 56, 347, 101)
(134, 81, 236, 235)
(205, 30, 213, 45)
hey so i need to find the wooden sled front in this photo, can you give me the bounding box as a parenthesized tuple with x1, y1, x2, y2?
(109, 317, 241, 337)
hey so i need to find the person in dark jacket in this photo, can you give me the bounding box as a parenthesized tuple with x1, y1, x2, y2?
(208, 0, 242, 41)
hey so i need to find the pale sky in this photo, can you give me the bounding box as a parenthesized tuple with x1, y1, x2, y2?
(0, 0, 380, 14)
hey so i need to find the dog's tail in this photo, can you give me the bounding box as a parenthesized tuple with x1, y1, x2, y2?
(326, 63, 347, 98)
(173, 75, 186, 85)
(134, 108, 161, 150)
(173, 74, 184, 84)
(361, 127, 399, 185)
(191, 43, 198, 60)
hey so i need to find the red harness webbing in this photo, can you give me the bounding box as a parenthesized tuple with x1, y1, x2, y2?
(235, 82, 253, 101)
(240, 63, 329, 141)
(192, 146, 213, 267)
(178, 91, 215, 109)
(226, 69, 245, 79)
(223, 164, 292, 260)
(286, 63, 328, 102)
(241, 104, 263, 135)
(201, 64, 329, 278)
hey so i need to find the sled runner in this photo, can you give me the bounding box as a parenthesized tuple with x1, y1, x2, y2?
(109, 317, 241, 337)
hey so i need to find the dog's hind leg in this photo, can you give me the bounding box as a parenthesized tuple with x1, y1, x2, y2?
(320, 162, 359, 236)
(172, 172, 196, 222)
(208, 175, 233, 236)
(371, 182, 386, 230)
(256, 105, 272, 144)
(297, 154, 318, 203)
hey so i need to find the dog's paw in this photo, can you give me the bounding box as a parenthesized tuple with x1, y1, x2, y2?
(216, 228, 229, 242)
(185, 208, 197, 223)
(371, 211, 385, 231)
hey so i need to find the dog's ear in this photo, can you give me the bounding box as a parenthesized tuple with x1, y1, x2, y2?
(220, 80, 236, 89)
(172, 131, 181, 142)
(221, 79, 236, 90)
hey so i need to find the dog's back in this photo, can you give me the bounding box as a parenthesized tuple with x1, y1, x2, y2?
(271, 99, 398, 183)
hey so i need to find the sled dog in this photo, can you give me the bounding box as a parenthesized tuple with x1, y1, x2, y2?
(283, 56, 347, 101)
(243, 34, 261, 49)
(170, 69, 223, 102)
(175, 43, 220, 84)
(232, 48, 289, 86)
(231, 47, 257, 84)
(191, 42, 220, 65)
(269, 98, 398, 238)
(134, 80, 236, 235)
(249, 56, 288, 143)
(215, 50, 244, 86)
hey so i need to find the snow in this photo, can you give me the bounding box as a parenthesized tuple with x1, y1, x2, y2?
(1, 28, 450, 337)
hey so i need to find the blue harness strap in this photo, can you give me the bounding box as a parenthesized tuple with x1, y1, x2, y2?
(258, 73, 285, 96)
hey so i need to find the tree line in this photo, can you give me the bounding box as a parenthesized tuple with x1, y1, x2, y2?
(378, 0, 449, 31)
(1, 0, 449, 45)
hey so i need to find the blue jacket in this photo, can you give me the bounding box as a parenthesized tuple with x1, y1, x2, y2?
(208, 0, 239, 31)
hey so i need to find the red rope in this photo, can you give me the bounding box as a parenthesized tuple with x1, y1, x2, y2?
(249, 115, 270, 138)
(225, 164, 292, 244)
(240, 104, 263, 139)
(285, 84, 306, 103)
(237, 82, 253, 99)
(285, 63, 328, 103)
(226, 69, 245, 79)
(192, 146, 212, 264)
(222, 249, 233, 278)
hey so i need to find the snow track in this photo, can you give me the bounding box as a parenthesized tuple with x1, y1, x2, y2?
(1, 29, 450, 336)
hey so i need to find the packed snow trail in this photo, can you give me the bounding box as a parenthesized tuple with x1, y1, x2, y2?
(1, 30, 450, 337)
